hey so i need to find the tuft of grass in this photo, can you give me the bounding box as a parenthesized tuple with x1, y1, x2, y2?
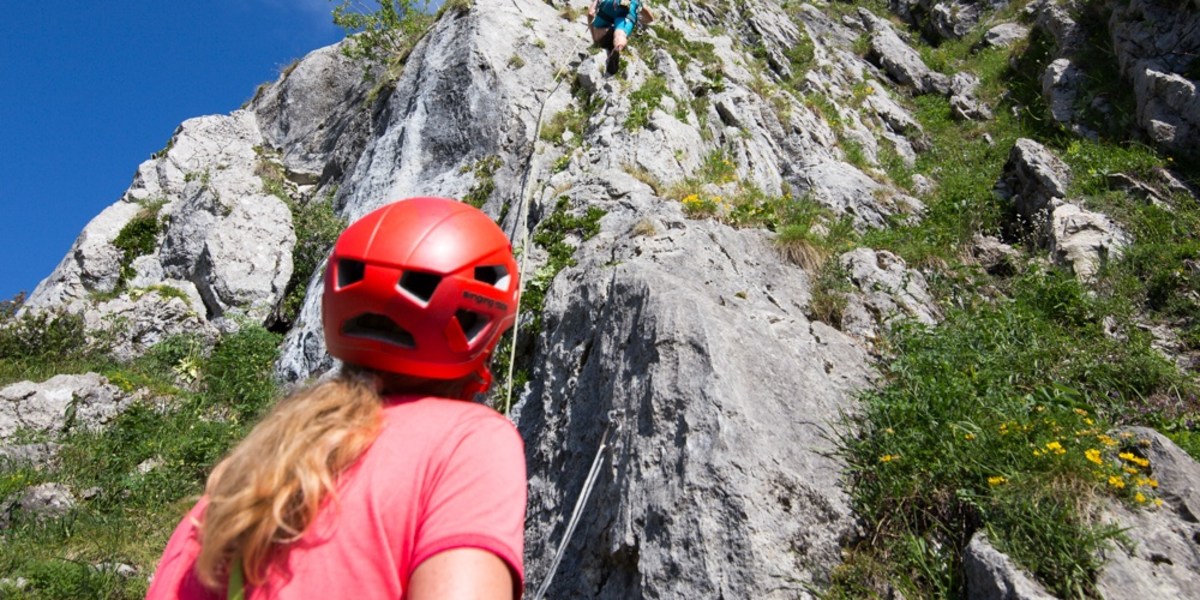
(463, 155, 503, 209)
(626, 75, 672, 130)
(113, 199, 167, 286)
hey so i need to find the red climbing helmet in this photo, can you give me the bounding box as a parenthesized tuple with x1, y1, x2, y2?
(322, 197, 519, 389)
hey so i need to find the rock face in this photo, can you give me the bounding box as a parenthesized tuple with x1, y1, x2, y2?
(515, 186, 875, 597)
(0, 374, 133, 443)
(1109, 0, 1200, 158)
(839, 248, 939, 342)
(962, 534, 1057, 600)
(996, 138, 1127, 280)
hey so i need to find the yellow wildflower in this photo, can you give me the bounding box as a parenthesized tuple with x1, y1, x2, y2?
(1147, 478, 1159, 488)
(1135, 492, 1146, 503)
(1119, 432, 1134, 439)
(1098, 434, 1119, 447)
(1074, 408, 1089, 416)
(1046, 441, 1066, 455)
(879, 454, 900, 463)
(1033, 449, 1043, 457)
(1084, 418, 1094, 426)
(884, 427, 894, 435)
(1154, 498, 1164, 506)
(965, 433, 976, 441)
(1119, 452, 1150, 468)
(1108, 475, 1126, 489)
(1124, 467, 1139, 475)
(1085, 449, 1102, 465)
(988, 476, 1008, 486)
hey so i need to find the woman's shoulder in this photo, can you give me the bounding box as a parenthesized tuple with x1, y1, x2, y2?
(379, 396, 519, 437)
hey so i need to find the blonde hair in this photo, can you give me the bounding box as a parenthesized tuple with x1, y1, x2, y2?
(194, 369, 384, 588)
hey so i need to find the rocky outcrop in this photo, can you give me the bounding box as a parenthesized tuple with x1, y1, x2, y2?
(996, 138, 1127, 280)
(839, 248, 939, 342)
(891, 0, 1011, 42)
(963, 534, 1057, 600)
(1109, 0, 1200, 158)
(0, 374, 135, 443)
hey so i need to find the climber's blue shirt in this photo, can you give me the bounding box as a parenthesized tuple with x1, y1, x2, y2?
(592, 0, 640, 36)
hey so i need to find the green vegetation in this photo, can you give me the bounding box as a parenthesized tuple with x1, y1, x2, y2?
(492, 197, 605, 410)
(0, 320, 282, 598)
(256, 147, 347, 328)
(332, 0, 439, 101)
(113, 200, 166, 286)
(836, 269, 1180, 598)
(820, 2, 1200, 598)
(462, 155, 503, 209)
(626, 74, 672, 130)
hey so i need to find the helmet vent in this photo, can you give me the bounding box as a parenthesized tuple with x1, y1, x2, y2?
(474, 265, 512, 291)
(455, 309, 489, 342)
(399, 271, 442, 303)
(342, 313, 415, 349)
(337, 259, 366, 288)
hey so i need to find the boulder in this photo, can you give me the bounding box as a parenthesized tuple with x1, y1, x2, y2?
(0, 483, 76, 529)
(981, 22, 1030, 48)
(1095, 428, 1200, 599)
(0, 374, 133, 443)
(839, 248, 940, 341)
(1047, 201, 1128, 281)
(962, 534, 1057, 600)
(996, 138, 1072, 223)
(82, 287, 217, 362)
(861, 9, 950, 95)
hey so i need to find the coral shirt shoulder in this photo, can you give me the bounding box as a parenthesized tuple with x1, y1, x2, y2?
(146, 396, 527, 599)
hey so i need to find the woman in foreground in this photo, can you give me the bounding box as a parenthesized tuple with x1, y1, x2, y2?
(147, 197, 526, 599)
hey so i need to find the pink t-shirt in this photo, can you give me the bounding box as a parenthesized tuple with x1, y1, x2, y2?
(146, 396, 526, 599)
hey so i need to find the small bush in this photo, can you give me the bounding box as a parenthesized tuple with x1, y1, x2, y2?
(626, 75, 671, 130)
(113, 200, 166, 285)
(202, 324, 283, 421)
(463, 155, 503, 209)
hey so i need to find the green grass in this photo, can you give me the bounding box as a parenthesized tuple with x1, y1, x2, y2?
(463, 155, 503, 209)
(0, 321, 282, 598)
(626, 75, 672, 130)
(836, 268, 1184, 598)
(112, 200, 166, 286)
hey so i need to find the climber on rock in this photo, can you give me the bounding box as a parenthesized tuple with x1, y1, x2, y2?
(146, 197, 526, 600)
(589, 0, 643, 75)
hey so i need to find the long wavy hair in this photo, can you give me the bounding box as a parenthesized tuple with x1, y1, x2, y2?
(194, 368, 384, 588)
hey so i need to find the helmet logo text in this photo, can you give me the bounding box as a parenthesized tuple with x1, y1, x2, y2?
(463, 291, 507, 312)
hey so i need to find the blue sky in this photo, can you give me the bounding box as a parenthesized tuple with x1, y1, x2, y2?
(0, 1, 346, 301)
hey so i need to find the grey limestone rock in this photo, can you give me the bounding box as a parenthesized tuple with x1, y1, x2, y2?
(0, 373, 133, 443)
(861, 9, 950, 95)
(981, 22, 1030, 48)
(962, 534, 1057, 600)
(1, 483, 76, 528)
(1109, 0, 1200, 157)
(950, 71, 993, 121)
(1042, 58, 1095, 138)
(1094, 427, 1200, 600)
(1047, 201, 1128, 281)
(516, 181, 875, 598)
(996, 138, 1072, 223)
(0, 442, 61, 469)
(839, 248, 939, 342)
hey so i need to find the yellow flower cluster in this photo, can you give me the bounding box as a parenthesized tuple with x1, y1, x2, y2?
(1118, 452, 1150, 468)
(1085, 448, 1102, 465)
(987, 476, 1008, 486)
(879, 454, 901, 463)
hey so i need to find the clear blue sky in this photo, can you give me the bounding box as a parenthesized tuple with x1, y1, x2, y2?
(0, 1, 346, 301)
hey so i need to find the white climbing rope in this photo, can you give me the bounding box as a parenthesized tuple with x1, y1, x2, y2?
(530, 425, 611, 600)
(501, 15, 594, 413)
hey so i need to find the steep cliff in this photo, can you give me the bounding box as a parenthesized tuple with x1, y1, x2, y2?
(6, 0, 1200, 598)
